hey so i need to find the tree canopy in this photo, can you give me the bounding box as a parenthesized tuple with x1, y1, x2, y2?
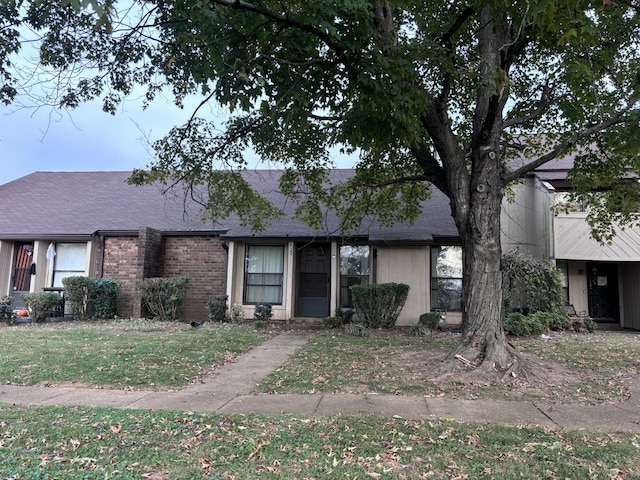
(2, 0, 639, 374)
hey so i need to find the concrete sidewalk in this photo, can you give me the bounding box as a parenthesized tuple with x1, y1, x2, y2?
(1, 331, 640, 432)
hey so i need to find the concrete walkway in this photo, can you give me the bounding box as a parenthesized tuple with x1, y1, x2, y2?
(1, 331, 640, 432)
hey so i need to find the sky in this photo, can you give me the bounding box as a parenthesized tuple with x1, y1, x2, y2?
(0, 92, 239, 185)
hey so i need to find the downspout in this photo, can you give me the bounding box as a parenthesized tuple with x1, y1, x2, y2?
(98, 234, 106, 278)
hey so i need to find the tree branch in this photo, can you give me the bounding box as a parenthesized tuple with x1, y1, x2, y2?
(505, 99, 640, 183)
(210, 0, 344, 57)
(502, 81, 552, 129)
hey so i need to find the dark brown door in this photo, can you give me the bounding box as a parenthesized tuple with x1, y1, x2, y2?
(12, 242, 34, 308)
(587, 263, 620, 321)
(296, 243, 330, 317)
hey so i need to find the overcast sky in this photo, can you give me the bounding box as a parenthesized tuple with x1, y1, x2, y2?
(0, 90, 357, 186)
(0, 92, 242, 185)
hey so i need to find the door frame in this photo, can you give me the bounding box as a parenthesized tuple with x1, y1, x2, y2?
(295, 242, 331, 318)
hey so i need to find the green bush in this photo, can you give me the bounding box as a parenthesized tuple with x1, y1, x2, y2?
(504, 312, 531, 336)
(230, 304, 244, 323)
(0, 295, 15, 323)
(334, 308, 355, 324)
(323, 316, 344, 328)
(22, 292, 62, 323)
(527, 311, 552, 335)
(418, 312, 441, 330)
(137, 276, 190, 321)
(344, 322, 369, 337)
(92, 278, 121, 319)
(351, 283, 410, 329)
(207, 295, 228, 322)
(502, 249, 565, 315)
(63, 276, 121, 319)
(549, 312, 571, 331)
(254, 303, 273, 322)
(62, 276, 93, 319)
(572, 316, 597, 333)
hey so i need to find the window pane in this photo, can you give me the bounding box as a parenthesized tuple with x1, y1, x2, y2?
(339, 246, 370, 308)
(431, 246, 463, 278)
(340, 246, 370, 276)
(55, 243, 87, 271)
(244, 245, 284, 304)
(431, 246, 463, 312)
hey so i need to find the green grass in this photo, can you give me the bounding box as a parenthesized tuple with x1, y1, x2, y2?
(0, 319, 271, 389)
(258, 331, 459, 395)
(0, 404, 638, 479)
(258, 330, 640, 404)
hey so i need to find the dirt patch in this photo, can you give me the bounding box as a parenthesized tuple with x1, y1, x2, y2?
(391, 346, 631, 405)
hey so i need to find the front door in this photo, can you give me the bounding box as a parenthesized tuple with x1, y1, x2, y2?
(296, 243, 330, 317)
(11, 242, 34, 308)
(587, 263, 620, 321)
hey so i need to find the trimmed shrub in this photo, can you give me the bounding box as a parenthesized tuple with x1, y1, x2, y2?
(137, 276, 190, 321)
(254, 303, 273, 322)
(62, 276, 93, 319)
(22, 292, 61, 323)
(92, 278, 121, 319)
(351, 282, 410, 329)
(419, 312, 441, 330)
(344, 322, 369, 337)
(207, 295, 228, 322)
(62, 276, 121, 319)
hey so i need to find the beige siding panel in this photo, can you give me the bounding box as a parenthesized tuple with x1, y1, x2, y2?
(0, 241, 12, 296)
(501, 177, 554, 260)
(555, 214, 640, 261)
(230, 241, 292, 322)
(376, 246, 428, 326)
(567, 261, 588, 314)
(620, 263, 640, 329)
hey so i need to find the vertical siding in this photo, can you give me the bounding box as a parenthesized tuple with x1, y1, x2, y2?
(231, 241, 293, 322)
(0, 241, 12, 295)
(501, 177, 554, 259)
(376, 246, 428, 326)
(567, 261, 589, 314)
(620, 263, 640, 329)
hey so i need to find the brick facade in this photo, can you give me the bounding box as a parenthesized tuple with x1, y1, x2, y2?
(99, 236, 138, 318)
(162, 235, 227, 321)
(96, 229, 227, 321)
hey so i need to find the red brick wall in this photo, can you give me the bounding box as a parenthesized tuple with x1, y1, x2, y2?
(162, 236, 227, 321)
(100, 236, 138, 318)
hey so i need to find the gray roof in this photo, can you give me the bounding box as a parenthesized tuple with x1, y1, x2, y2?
(0, 170, 459, 243)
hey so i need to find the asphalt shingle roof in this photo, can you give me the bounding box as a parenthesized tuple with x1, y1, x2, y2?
(0, 170, 459, 242)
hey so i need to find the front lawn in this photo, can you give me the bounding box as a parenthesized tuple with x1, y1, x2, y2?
(258, 329, 640, 404)
(1, 405, 638, 479)
(0, 319, 271, 389)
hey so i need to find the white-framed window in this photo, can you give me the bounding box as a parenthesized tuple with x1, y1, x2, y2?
(339, 245, 370, 308)
(430, 246, 463, 312)
(53, 243, 87, 287)
(243, 245, 284, 304)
